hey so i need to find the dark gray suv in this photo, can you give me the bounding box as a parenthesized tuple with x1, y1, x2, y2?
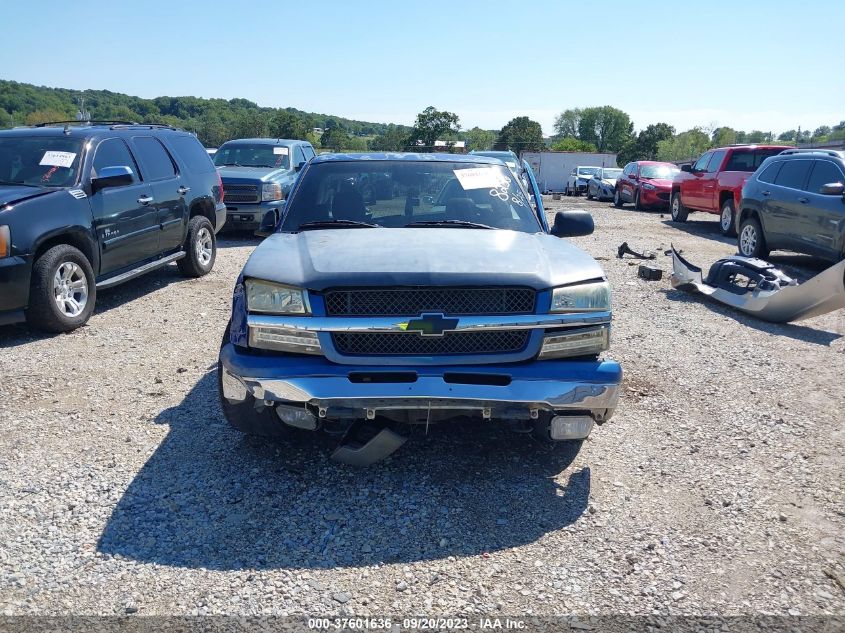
(738, 149, 845, 261)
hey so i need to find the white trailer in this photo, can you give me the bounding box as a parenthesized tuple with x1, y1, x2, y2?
(521, 151, 618, 194)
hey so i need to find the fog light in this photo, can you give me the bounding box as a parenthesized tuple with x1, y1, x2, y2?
(550, 416, 594, 440)
(539, 326, 609, 359)
(249, 326, 322, 354)
(276, 404, 318, 430)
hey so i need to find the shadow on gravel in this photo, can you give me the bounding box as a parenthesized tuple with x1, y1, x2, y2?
(216, 232, 262, 250)
(98, 370, 590, 570)
(661, 218, 736, 247)
(662, 288, 842, 346)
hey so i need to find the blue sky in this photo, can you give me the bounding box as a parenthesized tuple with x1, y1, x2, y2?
(1, 0, 842, 136)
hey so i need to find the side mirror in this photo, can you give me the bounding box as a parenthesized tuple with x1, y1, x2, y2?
(819, 182, 844, 196)
(681, 164, 692, 173)
(629, 173, 638, 180)
(255, 206, 283, 238)
(295, 161, 306, 172)
(550, 210, 594, 238)
(91, 166, 134, 192)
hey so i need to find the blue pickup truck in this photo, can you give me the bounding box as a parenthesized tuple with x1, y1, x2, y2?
(213, 138, 315, 231)
(218, 153, 621, 464)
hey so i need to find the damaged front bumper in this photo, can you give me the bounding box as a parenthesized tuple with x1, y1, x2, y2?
(220, 343, 621, 425)
(670, 247, 845, 323)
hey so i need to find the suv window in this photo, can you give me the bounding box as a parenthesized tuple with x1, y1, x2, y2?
(706, 150, 726, 172)
(167, 135, 216, 174)
(132, 136, 177, 181)
(773, 160, 812, 190)
(805, 160, 845, 193)
(757, 162, 782, 184)
(693, 152, 712, 172)
(92, 138, 138, 183)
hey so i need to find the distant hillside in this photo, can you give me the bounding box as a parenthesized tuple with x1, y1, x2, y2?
(0, 79, 405, 147)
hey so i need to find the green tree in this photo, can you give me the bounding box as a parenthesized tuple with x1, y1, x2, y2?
(320, 126, 350, 151)
(553, 108, 582, 139)
(577, 106, 634, 152)
(494, 116, 544, 152)
(777, 129, 797, 142)
(369, 124, 409, 151)
(618, 122, 676, 164)
(656, 128, 712, 162)
(746, 130, 772, 143)
(550, 137, 597, 152)
(813, 125, 831, 139)
(464, 126, 496, 151)
(268, 111, 309, 139)
(406, 106, 460, 151)
(233, 110, 269, 138)
(24, 108, 73, 125)
(712, 127, 738, 147)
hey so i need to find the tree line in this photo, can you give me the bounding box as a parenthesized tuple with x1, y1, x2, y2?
(2, 80, 841, 160)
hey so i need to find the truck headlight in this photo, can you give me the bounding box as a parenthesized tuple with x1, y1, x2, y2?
(539, 325, 609, 359)
(550, 281, 611, 312)
(262, 183, 283, 201)
(0, 226, 9, 258)
(249, 325, 322, 355)
(245, 279, 310, 314)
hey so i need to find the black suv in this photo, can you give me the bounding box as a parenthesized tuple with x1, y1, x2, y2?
(739, 149, 845, 262)
(0, 122, 226, 332)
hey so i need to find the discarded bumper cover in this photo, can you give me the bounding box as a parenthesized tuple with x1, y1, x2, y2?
(670, 246, 845, 323)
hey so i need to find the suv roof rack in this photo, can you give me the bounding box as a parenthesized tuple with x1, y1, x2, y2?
(779, 148, 844, 158)
(33, 120, 137, 127)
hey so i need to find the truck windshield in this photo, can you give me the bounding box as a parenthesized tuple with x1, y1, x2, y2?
(282, 160, 542, 233)
(0, 137, 84, 187)
(213, 144, 290, 169)
(577, 167, 599, 177)
(640, 165, 680, 179)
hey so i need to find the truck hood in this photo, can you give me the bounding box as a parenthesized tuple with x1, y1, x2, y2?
(243, 228, 605, 291)
(0, 184, 55, 208)
(216, 165, 292, 182)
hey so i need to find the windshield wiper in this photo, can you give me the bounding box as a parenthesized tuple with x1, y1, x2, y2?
(0, 180, 41, 187)
(296, 219, 380, 231)
(404, 219, 496, 229)
(219, 162, 242, 167)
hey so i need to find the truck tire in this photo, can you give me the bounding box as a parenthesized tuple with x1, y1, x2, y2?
(26, 244, 96, 333)
(177, 216, 216, 278)
(218, 325, 289, 438)
(670, 192, 689, 222)
(719, 199, 738, 237)
(613, 188, 623, 208)
(738, 216, 769, 259)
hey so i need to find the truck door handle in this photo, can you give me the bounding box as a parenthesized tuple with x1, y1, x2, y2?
(137, 195, 154, 205)
(761, 191, 771, 197)
(177, 186, 190, 196)
(798, 197, 809, 204)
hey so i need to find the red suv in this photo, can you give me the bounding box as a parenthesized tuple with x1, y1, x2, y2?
(613, 161, 679, 210)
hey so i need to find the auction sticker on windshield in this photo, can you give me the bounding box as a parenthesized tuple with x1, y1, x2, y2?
(39, 151, 76, 167)
(453, 167, 506, 190)
(273, 147, 289, 155)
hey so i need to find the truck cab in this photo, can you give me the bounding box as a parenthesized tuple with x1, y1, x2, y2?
(670, 145, 793, 236)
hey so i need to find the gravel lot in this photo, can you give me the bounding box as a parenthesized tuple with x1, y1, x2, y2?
(1, 196, 843, 619)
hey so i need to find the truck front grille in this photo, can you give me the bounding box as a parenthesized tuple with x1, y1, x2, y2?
(332, 331, 529, 356)
(223, 183, 259, 204)
(324, 287, 535, 316)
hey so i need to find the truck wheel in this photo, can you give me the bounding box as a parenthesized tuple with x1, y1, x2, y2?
(178, 216, 216, 278)
(26, 244, 96, 333)
(634, 189, 643, 211)
(719, 199, 737, 237)
(738, 216, 769, 258)
(218, 326, 289, 438)
(613, 188, 623, 208)
(670, 192, 689, 222)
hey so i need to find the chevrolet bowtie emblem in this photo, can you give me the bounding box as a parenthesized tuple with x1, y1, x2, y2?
(400, 313, 459, 337)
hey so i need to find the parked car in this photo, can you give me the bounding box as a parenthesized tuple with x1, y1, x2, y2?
(670, 144, 793, 236)
(468, 150, 523, 180)
(614, 161, 680, 210)
(565, 166, 600, 196)
(0, 122, 225, 332)
(586, 167, 623, 201)
(214, 138, 316, 232)
(218, 153, 621, 464)
(737, 149, 845, 262)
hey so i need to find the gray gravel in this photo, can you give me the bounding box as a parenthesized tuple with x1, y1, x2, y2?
(0, 197, 843, 617)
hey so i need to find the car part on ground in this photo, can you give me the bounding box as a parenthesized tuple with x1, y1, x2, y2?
(670, 246, 845, 323)
(638, 264, 663, 281)
(617, 241, 656, 260)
